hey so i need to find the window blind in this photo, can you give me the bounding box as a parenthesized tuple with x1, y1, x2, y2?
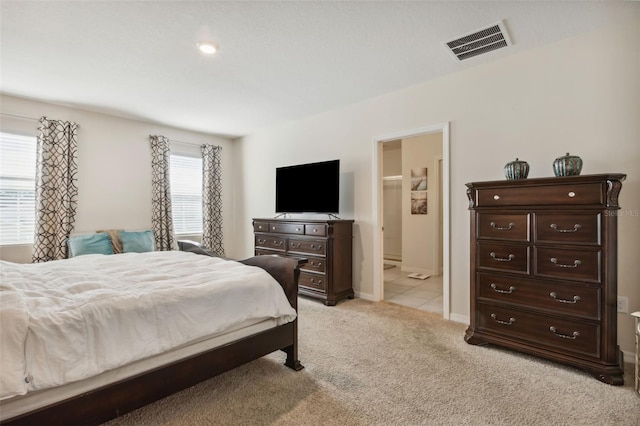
(0, 132, 37, 245)
(170, 154, 203, 235)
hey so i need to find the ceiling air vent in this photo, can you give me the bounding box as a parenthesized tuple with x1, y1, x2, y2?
(444, 21, 511, 62)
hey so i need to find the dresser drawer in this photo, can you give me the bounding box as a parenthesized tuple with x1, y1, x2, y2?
(299, 271, 326, 292)
(254, 235, 286, 251)
(477, 242, 530, 274)
(477, 213, 529, 241)
(269, 222, 304, 235)
(300, 257, 327, 274)
(477, 273, 600, 319)
(255, 249, 281, 257)
(535, 247, 601, 283)
(478, 304, 600, 358)
(288, 239, 326, 256)
(305, 224, 327, 236)
(476, 183, 603, 207)
(253, 221, 270, 233)
(535, 213, 600, 245)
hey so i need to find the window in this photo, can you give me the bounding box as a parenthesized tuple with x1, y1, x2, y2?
(170, 154, 203, 234)
(0, 132, 37, 245)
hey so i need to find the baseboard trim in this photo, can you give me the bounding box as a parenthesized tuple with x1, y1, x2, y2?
(449, 313, 469, 325)
(354, 291, 376, 302)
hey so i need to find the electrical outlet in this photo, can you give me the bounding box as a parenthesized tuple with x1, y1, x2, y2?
(617, 296, 628, 313)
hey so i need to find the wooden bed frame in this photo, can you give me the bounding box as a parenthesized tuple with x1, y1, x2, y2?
(2, 248, 304, 426)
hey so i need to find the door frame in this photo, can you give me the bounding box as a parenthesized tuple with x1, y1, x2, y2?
(372, 122, 450, 319)
(434, 155, 444, 276)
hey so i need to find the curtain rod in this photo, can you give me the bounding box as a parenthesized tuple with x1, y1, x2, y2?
(169, 139, 203, 147)
(170, 139, 220, 148)
(0, 112, 40, 122)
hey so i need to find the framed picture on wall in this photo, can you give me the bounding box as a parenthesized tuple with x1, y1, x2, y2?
(411, 191, 428, 214)
(411, 167, 427, 191)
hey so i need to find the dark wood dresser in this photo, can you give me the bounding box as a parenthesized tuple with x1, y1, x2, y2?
(465, 174, 626, 385)
(253, 218, 354, 305)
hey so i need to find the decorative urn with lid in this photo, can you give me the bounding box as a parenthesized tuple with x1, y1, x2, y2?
(553, 153, 583, 176)
(504, 158, 529, 180)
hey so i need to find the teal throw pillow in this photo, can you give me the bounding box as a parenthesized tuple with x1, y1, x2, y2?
(120, 230, 155, 253)
(68, 233, 114, 257)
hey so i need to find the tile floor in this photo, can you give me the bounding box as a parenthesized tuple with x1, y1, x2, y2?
(383, 265, 443, 314)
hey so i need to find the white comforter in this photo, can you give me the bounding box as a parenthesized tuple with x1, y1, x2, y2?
(0, 251, 297, 400)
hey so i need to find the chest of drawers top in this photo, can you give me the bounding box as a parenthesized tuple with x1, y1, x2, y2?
(253, 218, 354, 237)
(466, 174, 625, 209)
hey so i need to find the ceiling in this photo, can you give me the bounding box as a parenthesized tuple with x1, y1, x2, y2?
(1, 1, 635, 138)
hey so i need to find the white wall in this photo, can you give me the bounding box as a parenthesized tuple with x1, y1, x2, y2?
(382, 180, 402, 261)
(0, 94, 235, 262)
(382, 142, 402, 260)
(235, 20, 640, 354)
(382, 142, 401, 176)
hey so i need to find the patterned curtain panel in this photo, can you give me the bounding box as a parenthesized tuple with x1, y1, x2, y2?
(150, 135, 177, 251)
(32, 117, 79, 262)
(201, 144, 224, 256)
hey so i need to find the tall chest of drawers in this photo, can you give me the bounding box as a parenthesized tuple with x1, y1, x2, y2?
(253, 218, 354, 306)
(465, 174, 625, 385)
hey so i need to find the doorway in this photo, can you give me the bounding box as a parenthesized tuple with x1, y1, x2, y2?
(372, 123, 450, 319)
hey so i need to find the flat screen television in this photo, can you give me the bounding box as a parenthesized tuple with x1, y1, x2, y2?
(276, 160, 339, 214)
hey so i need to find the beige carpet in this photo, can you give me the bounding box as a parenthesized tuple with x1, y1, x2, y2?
(105, 298, 640, 426)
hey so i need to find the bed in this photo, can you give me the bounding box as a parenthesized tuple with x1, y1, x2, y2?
(0, 244, 303, 425)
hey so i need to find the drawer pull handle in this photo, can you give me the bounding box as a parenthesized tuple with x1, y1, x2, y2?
(490, 313, 515, 326)
(493, 195, 500, 200)
(310, 278, 323, 285)
(549, 292, 581, 304)
(549, 326, 580, 340)
(568, 191, 576, 198)
(490, 252, 515, 262)
(311, 261, 322, 268)
(273, 241, 283, 247)
(491, 283, 516, 294)
(313, 229, 318, 233)
(296, 228, 301, 232)
(550, 257, 582, 268)
(257, 239, 266, 244)
(550, 223, 582, 233)
(490, 221, 515, 231)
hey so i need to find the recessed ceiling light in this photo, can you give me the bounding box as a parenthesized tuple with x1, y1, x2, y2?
(197, 42, 217, 55)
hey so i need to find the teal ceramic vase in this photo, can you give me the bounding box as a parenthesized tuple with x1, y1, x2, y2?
(504, 158, 529, 180)
(553, 153, 582, 176)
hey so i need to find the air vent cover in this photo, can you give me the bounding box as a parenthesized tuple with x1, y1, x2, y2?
(444, 21, 511, 61)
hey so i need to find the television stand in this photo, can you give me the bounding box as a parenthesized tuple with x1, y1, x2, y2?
(253, 218, 354, 305)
